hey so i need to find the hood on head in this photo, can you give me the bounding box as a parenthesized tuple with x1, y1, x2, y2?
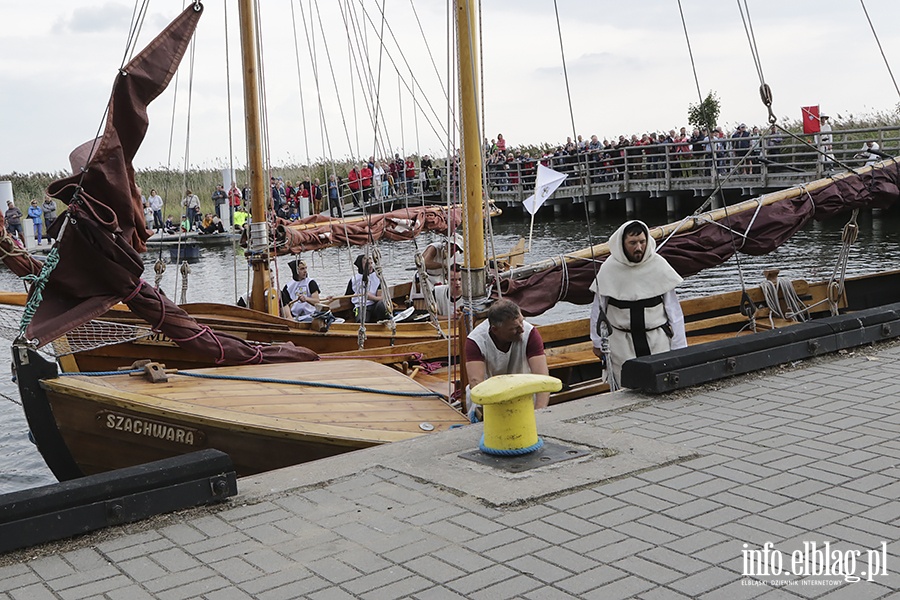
(608, 220, 655, 266)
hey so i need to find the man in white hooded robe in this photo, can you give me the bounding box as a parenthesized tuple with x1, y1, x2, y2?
(589, 220, 686, 389)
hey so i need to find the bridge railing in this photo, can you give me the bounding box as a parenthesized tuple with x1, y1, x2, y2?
(486, 125, 900, 202)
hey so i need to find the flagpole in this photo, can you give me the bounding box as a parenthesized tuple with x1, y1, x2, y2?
(527, 211, 535, 253)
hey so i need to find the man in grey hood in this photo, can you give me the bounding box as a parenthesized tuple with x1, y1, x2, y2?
(589, 220, 686, 389)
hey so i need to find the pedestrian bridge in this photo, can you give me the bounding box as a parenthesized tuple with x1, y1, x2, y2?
(487, 125, 900, 213)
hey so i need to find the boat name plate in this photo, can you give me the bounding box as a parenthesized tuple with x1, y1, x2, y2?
(133, 332, 179, 347)
(97, 411, 206, 446)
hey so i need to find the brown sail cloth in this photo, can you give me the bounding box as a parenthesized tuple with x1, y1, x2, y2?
(12, 4, 316, 364)
(502, 162, 900, 316)
(274, 206, 462, 253)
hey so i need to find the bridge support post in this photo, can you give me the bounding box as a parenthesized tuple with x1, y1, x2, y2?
(625, 196, 636, 218)
(666, 195, 678, 218)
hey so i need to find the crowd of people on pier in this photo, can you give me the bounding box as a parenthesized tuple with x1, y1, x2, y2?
(482, 122, 805, 191)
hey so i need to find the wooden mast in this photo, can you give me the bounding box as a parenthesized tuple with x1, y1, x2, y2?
(237, 0, 279, 315)
(456, 0, 486, 299)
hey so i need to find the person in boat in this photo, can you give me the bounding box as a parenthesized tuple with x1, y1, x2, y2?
(281, 259, 321, 322)
(233, 205, 249, 231)
(589, 220, 686, 390)
(346, 254, 388, 323)
(180, 214, 192, 233)
(465, 299, 550, 414)
(199, 215, 225, 235)
(163, 214, 176, 234)
(360, 162, 374, 204)
(433, 263, 463, 317)
(423, 233, 464, 284)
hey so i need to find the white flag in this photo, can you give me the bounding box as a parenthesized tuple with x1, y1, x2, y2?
(523, 164, 567, 215)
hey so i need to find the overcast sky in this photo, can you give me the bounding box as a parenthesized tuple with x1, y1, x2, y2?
(1, 0, 899, 174)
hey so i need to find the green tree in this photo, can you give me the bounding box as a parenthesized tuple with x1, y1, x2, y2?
(688, 91, 721, 132)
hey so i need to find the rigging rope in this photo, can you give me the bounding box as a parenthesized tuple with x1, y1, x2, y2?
(859, 0, 900, 102)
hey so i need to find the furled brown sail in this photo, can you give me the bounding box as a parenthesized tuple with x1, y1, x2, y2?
(9, 4, 316, 364)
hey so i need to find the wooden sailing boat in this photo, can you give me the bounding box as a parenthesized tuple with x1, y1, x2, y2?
(9, 0, 900, 483)
(9, 1, 466, 481)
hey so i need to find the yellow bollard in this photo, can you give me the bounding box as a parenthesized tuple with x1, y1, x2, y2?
(470, 374, 562, 456)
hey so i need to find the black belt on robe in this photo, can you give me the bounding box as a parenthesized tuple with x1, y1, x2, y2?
(607, 295, 664, 357)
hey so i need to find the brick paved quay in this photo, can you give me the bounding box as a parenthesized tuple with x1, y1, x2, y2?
(3, 344, 900, 599)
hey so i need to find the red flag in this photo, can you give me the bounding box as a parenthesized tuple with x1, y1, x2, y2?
(802, 105, 821, 134)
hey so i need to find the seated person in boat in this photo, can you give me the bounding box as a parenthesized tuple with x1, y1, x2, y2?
(163, 215, 176, 234)
(346, 254, 389, 322)
(233, 206, 249, 231)
(434, 263, 463, 317)
(466, 299, 550, 411)
(423, 232, 464, 284)
(179, 215, 191, 233)
(589, 220, 686, 390)
(281, 259, 320, 322)
(199, 215, 226, 234)
(199, 213, 214, 231)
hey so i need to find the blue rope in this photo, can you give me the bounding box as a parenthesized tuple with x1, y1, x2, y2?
(60, 368, 441, 398)
(479, 434, 544, 456)
(61, 370, 143, 376)
(175, 371, 441, 397)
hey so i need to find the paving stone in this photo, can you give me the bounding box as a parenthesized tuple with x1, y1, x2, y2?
(143, 566, 218, 593)
(8, 584, 56, 600)
(305, 588, 359, 600)
(254, 575, 330, 600)
(412, 586, 470, 600)
(105, 584, 158, 600)
(117, 556, 168, 583)
(57, 574, 133, 600)
(468, 574, 543, 600)
(639, 546, 709, 575)
(482, 535, 550, 562)
(359, 574, 434, 600)
(582, 575, 656, 600)
(306, 556, 363, 584)
(507, 554, 573, 583)
(612, 555, 682, 585)
(555, 565, 627, 595)
(523, 587, 583, 600)
(445, 564, 518, 596)
(0, 573, 42, 594)
(587, 537, 654, 563)
(155, 576, 230, 600)
(209, 557, 265, 584)
(27, 556, 75, 582)
(668, 566, 740, 596)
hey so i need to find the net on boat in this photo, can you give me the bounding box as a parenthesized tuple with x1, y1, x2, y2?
(0, 305, 152, 357)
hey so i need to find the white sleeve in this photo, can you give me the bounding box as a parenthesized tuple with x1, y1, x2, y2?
(664, 290, 687, 349)
(589, 293, 608, 348)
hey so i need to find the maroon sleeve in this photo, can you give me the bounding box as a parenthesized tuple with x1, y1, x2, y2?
(465, 338, 484, 362)
(526, 327, 545, 358)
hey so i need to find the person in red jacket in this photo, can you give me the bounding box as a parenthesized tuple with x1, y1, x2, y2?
(360, 163, 374, 204)
(405, 157, 416, 195)
(347, 166, 361, 208)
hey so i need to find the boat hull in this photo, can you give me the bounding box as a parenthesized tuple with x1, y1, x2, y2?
(17, 351, 468, 480)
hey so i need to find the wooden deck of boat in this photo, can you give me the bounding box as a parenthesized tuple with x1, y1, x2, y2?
(42, 359, 467, 445)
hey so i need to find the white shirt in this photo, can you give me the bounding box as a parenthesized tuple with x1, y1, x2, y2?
(350, 272, 380, 307)
(148, 194, 163, 211)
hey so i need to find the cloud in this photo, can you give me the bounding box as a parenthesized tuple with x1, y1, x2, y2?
(52, 2, 133, 35)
